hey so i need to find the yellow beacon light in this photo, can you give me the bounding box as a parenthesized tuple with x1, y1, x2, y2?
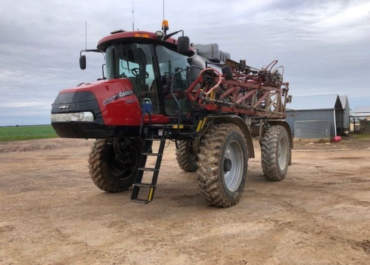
(162, 19, 169, 31)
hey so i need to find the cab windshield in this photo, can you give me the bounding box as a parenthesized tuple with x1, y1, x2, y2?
(106, 43, 159, 112)
(105, 43, 191, 116)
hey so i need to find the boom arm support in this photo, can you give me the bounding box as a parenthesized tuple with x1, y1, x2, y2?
(186, 61, 290, 119)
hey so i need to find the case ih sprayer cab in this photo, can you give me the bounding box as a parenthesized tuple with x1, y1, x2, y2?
(51, 20, 293, 207)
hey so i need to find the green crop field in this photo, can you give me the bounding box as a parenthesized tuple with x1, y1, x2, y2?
(0, 125, 57, 142)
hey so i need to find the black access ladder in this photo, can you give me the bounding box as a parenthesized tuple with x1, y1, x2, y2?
(131, 137, 166, 203)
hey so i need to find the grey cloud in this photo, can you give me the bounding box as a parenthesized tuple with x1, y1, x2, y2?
(0, 0, 369, 125)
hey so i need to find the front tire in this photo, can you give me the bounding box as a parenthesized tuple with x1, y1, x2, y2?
(261, 125, 291, 181)
(88, 138, 147, 193)
(197, 124, 248, 207)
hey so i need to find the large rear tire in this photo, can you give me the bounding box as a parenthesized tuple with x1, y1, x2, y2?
(88, 138, 147, 193)
(261, 125, 291, 181)
(197, 124, 248, 207)
(176, 140, 198, 172)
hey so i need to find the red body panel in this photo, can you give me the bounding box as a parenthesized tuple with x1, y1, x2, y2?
(62, 79, 141, 126)
(61, 79, 169, 126)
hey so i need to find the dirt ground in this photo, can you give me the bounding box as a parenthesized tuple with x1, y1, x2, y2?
(0, 137, 369, 265)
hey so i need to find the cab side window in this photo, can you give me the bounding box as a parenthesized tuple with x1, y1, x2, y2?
(156, 46, 191, 115)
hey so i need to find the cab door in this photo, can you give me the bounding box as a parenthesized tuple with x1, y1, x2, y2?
(112, 43, 161, 114)
(155, 46, 191, 116)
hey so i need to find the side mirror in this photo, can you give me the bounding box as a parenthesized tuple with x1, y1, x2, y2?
(177, 36, 190, 54)
(79, 55, 86, 70)
(287, 95, 293, 103)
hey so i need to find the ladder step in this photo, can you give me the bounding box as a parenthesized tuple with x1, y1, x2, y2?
(138, 167, 158, 172)
(133, 183, 154, 188)
(141, 152, 159, 156)
(131, 184, 156, 203)
(131, 137, 166, 204)
(132, 198, 151, 204)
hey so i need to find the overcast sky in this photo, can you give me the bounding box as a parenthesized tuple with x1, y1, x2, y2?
(0, 0, 369, 125)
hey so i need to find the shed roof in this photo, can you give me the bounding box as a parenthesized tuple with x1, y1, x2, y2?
(287, 94, 343, 111)
(339, 96, 349, 109)
(353, 107, 370, 113)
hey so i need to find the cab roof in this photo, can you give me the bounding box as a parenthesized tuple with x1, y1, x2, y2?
(97, 30, 190, 54)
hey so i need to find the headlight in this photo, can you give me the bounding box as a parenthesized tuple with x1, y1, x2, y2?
(51, 112, 94, 123)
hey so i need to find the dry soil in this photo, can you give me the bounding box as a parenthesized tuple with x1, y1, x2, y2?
(0, 137, 369, 265)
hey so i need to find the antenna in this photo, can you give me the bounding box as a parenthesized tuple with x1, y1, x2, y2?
(132, 0, 135, 31)
(84, 21, 87, 50)
(161, 0, 169, 34)
(162, 0, 165, 21)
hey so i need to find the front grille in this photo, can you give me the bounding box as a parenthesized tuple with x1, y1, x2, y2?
(51, 91, 103, 124)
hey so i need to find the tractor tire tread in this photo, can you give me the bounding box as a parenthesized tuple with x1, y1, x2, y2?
(261, 125, 289, 181)
(89, 139, 128, 193)
(176, 140, 198, 172)
(197, 123, 246, 208)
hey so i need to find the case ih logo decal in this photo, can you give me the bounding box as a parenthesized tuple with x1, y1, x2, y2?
(58, 104, 70, 110)
(103, 90, 134, 105)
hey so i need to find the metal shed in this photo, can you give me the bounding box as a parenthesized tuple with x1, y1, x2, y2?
(351, 107, 370, 119)
(286, 94, 350, 139)
(351, 107, 370, 133)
